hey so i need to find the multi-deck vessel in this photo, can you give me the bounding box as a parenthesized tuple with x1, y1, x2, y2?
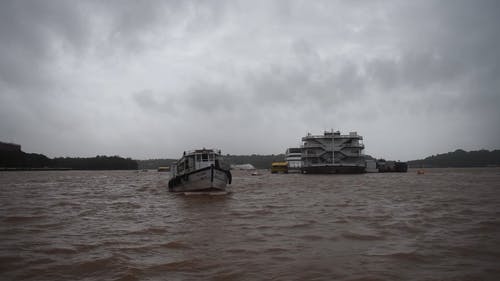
(168, 148, 232, 193)
(301, 130, 366, 174)
(285, 148, 302, 173)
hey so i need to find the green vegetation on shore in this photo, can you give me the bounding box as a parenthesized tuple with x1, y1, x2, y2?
(1, 149, 137, 170)
(408, 149, 500, 168)
(224, 154, 285, 169)
(3, 140, 498, 171)
(51, 156, 138, 170)
(0, 151, 52, 169)
(137, 159, 177, 170)
(137, 154, 285, 170)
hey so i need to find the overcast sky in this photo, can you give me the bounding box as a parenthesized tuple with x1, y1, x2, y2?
(1, 0, 499, 160)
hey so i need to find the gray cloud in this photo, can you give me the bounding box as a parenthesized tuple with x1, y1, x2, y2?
(1, 0, 499, 160)
(0, 1, 90, 91)
(132, 89, 178, 115)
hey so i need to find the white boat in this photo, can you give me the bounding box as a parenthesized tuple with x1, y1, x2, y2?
(168, 148, 232, 193)
(301, 130, 366, 174)
(285, 147, 302, 173)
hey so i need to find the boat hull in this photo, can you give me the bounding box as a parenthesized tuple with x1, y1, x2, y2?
(301, 165, 365, 174)
(168, 166, 231, 192)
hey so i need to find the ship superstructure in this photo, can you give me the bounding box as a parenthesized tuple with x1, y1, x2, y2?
(301, 130, 366, 174)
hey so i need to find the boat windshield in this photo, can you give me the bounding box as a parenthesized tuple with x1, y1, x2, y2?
(196, 153, 216, 162)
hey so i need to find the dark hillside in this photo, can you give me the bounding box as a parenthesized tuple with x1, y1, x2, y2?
(137, 159, 177, 170)
(408, 149, 500, 168)
(0, 150, 51, 168)
(1, 141, 137, 170)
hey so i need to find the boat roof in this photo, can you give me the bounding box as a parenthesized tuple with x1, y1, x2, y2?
(183, 148, 221, 156)
(174, 148, 222, 163)
(286, 147, 301, 154)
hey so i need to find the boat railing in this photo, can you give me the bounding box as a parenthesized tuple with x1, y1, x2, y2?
(302, 135, 363, 140)
(339, 143, 365, 148)
(301, 143, 327, 150)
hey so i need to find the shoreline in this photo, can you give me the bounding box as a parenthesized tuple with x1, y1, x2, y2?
(0, 168, 137, 171)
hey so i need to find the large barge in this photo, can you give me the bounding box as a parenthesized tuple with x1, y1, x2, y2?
(301, 130, 366, 174)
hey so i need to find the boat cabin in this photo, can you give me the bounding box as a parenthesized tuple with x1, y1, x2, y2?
(171, 149, 223, 177)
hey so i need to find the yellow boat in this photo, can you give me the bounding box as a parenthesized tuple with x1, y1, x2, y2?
(157, 166, 170, 172)
(271, 162, 288, 174)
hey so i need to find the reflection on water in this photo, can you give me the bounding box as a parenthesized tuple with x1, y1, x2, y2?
(1, 168, 500, 280)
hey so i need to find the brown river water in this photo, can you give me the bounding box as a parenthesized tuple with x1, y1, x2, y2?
(1, 168, 500, 281)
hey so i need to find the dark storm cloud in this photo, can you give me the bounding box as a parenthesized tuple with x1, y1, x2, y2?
(245, 38, 368, 112)
(97, 0, 185, 53)
(1, 0, 499, 159)
(384, 1, 499, 90)
(247, 58, 366, 111)
(133, 83, 240, 116)
(0, 1, 90, 91)
(360, 0, 500, 137)
(184, 82, 241, 114)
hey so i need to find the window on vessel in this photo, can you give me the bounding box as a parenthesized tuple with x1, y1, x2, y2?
(202, 154, 208, 161)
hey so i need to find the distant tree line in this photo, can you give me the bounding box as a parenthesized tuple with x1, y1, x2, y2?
(52, 156, 138, 170)
(137, 154, 285, 170)
(224, 154, 285, 169)
(408, 149, 500, 168)
(1, 150, 137, 170)
(137, 159, 177, 170)
(0, 151, 51, 168)
(6, 146, 497, 171)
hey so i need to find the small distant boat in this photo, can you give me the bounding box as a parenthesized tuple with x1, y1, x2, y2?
(157, 166, 170, 172)
(271, 162, 288, 174)
(168, 148, 232, 193)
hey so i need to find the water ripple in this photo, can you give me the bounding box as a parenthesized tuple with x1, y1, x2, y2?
(1, 168, 499, 281)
